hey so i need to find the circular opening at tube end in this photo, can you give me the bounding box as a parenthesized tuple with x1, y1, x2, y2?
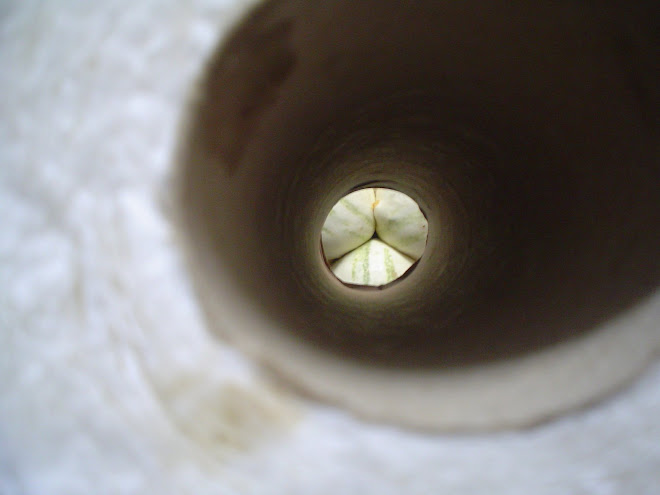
(321, 187, 428, 288)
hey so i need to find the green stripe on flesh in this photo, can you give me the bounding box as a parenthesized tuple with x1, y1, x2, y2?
(363, 240, 370, 285)
(384, 247, 396, 282)
(340, 198, 373, 225)
(350, 242, 371, 284)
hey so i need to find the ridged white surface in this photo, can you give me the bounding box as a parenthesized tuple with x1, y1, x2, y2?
(322, 188, 423, 286)
(331, 238, 414, 286)
(1, 2, 659, 495)
(321, 189, 376, 261)
(373, 188, 428, 260)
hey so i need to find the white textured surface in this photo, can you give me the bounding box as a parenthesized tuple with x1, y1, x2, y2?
(1, 2, 659, 495)
(322, 188, 376, 261)
(373, 188, 428, 260)
(331, 238, 414, 286)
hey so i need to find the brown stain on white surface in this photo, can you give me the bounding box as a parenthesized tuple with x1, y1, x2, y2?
(148, 371, 299, 456)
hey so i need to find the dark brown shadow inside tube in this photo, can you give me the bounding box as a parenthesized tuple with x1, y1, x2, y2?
(177, 0, 659, 370)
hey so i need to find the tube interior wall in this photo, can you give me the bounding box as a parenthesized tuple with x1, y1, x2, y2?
(176, 0, 659, 428)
